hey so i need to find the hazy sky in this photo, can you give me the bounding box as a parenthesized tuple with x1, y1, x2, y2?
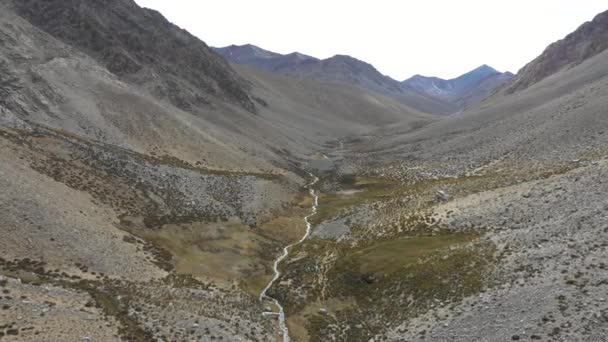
(134, 0, 606, 80)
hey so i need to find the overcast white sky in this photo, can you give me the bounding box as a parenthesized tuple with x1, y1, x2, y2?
(134, 0, 606, 80)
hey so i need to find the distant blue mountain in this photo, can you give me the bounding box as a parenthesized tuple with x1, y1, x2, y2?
(215, 44, 513, 114)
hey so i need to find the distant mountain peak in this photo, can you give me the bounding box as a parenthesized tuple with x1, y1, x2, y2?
(330, 54, 357, 60)
(405, 64, 501, 85)
(284, 51, 317, 61)
(215, 44, 280, 59)
(474, 64, 497, 73)
(408, 74, 443, 82)
(325, 54, 373, 67)
(402, 64, 513, 110)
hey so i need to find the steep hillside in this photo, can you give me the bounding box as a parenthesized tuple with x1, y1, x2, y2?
(366, 50, 608, 172)
(506, 9, 608, 93)
(403, 65, 514, 110)
(11, 0, 257, 112)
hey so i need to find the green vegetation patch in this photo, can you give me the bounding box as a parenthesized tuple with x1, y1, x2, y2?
(328, 233, 483, 299)
(313, 176, 399, 224)
(139, 219, 280, 286)
(346, 234, 478, 276)
(309, 237, 496, 340)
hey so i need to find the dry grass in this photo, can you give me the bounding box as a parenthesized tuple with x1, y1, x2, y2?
(140, 219, 276, 283)
(349, 234, 478, 276)
(313, 176, 398, 224)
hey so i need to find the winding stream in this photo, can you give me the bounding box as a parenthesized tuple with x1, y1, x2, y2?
(260, 173, 319, 342)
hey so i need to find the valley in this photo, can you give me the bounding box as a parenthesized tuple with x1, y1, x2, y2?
(1, 1, 608, 341)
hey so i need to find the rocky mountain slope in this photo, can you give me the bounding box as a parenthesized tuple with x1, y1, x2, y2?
(505, 9, 608, 93)
(403, 65, 514, 110)
(12, 0, 257, 112)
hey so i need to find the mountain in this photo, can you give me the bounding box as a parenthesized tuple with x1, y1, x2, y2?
(3, 1, 608, 341)
(216, 44, 460, 115)
(213, 44, 318, 72)
(11, 0, 257, 112)
(216, 44, 513, 115)
(0, 0, 432, 340)
(403, 65, 514, 110)
(506, 9, 608, 93)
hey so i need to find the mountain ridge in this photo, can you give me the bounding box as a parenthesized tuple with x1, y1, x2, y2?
(505, 9, 608, 93)
(215, 44, 513, 114)
(12, 0, 258, 112)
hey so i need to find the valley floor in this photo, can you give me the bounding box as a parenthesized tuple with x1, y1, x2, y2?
(2, 119, 608, 342)
(265, 139, 608, 341)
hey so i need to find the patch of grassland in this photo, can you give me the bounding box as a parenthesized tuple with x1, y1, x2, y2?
(328, 233, 483, 299)
(287, 298, 357, 342)
(139, 219, 278, 283)
(320, 239, 495, 340)
(313, 176, 398, 224)
(282, 234, 495, 341)
(346, 234, 478, 276)
(240, 274, 273, 297)
(257, 188, 314, 245)
(259, 211, 308, 245)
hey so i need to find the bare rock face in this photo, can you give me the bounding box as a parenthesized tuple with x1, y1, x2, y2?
(506, 9, 608, 93)
(10, 0, 256, 112)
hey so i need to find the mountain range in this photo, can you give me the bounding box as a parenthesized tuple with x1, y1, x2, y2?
(1, 0, 608, 341)
(214, 44, 514, 114)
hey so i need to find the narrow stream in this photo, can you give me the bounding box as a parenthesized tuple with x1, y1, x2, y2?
(260, 173, 319, 342)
